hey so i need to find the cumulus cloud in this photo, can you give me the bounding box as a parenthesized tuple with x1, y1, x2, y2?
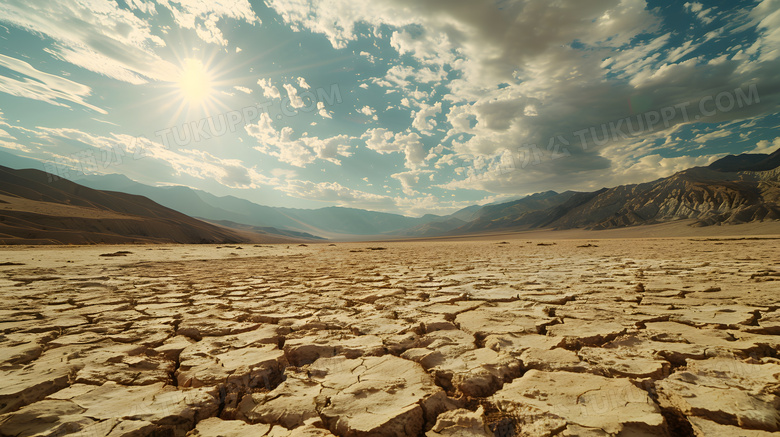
(283, 83, 305, 109)
(269, 0, 780, 197)
(257, 78, 281, 99)
(412, 101, 442, 134)
(266, 0, 659, 87)
(245, 113, 353, 166)
(154, 0, 260, 46)
(752, 137, 780, 154)
(362, 128, 426, 170)
(359, 51, 376, 63)
(391, 170, 433, 195)
(245, 113, 315, 167)
(307, 135, 353, 164)
(317, 101, 333, 119)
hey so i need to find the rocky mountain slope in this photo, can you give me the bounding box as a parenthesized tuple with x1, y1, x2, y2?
(397, 148, 780, 236)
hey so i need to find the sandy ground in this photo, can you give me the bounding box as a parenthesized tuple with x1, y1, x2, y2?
(1, 237, 780, 436)
(370, 219, 780, 243)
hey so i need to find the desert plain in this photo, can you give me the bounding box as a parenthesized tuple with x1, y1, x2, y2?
(1, 231, 780, 436)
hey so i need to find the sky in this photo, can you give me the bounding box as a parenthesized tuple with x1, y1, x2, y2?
(0, 0, 779, 217)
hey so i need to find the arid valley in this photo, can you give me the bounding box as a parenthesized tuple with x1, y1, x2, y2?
(2, 233, 780, 436)
(2, 0, 780, 435)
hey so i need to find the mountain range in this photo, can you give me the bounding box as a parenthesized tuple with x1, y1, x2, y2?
(73, 173, 444, 239)
(0, 165, 309, 244)
(421, 148, 780, 235)
(0, 147, 778, 243)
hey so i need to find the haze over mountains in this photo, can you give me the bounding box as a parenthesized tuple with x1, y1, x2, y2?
(0, 147, 778, 244)
(74, 173, 442, 238)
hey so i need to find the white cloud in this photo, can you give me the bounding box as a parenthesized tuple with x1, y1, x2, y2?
(257, 78, 281, 99)
(606, 153, 720, 186)
(31, 126, 271, 188)
(277, 180, 395, 209)
(155, 0, 260, 46)
(0, 54, 107, 114)
(245, 113, 353, 166)
(245, 113, 314, 167)
(391, 170, 433, 195)
(125, 0, 157, 15)
(684, 3, 715, 25)
(359, 51, 376, 63)
(752, 137, 780, 154)
(276, 178, 494, 216)
(297, 77, 311, 89)
(362, 128, 396, 153)
(362, 128, 426, 170)
(692, 128, 733, 143)
(283, 83, 305, 109)
(684, 2, 703, 13)
(0, 0, 178, 83)
(234, 85, 252, 94)
(306, 135, 353, 164)
(0, 128, 15, 140)
(317, 101, 333, 119)
(270, 168, 297, 179)
(359, 105, 376, 116)
(266, 0, 660, 89)
(412, 101, 442, 134)
(390, 29, 455, 66)
(269, 0, 780, 199)
(0, 139, 31, 152)
(744, 0, 780, 63)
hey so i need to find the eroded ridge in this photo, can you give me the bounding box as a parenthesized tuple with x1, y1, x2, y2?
(1, 238, 779, 436)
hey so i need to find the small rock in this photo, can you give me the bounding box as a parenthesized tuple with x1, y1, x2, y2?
(427, 407, 492, 436)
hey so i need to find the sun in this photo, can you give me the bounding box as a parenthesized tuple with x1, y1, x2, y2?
(177, 59, 213, 105)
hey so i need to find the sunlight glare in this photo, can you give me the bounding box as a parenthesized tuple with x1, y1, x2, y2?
(177, 59, 213, 105)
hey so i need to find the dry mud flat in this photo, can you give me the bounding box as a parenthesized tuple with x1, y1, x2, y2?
(1, 238, 779, 437)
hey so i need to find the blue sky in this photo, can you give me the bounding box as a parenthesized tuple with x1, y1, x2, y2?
(0, 0, 778, 216)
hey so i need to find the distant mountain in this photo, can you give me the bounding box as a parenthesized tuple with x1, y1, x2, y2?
(6, 146, 779, 241)
(0, 165, 306, 245)
(708, 148, 780, 172)
(448, 205, 482, 222)
(392, 204, 494, 237)
(398, 148, 780, 236)
(75, 174, 439, 237)
(393, 217, 468, 237)
(457, 191, 578, 231)
(0, 150, 46, 171)
(202, 219, 326, 240)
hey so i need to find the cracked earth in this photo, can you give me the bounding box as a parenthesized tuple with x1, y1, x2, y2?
(1, 238, 779, 436)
